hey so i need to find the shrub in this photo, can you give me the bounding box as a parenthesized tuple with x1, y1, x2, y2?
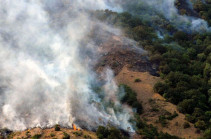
(25, 131, 31, 138)
(50, 133, 55, 137)
(166, 111, 178, 120)
(134, 78, 141, 82)
(135, 115, 180, 138)
(151, 106, 159, 112)
(150, 54, 162, 63)
(32, 134, 41, 139)
(177, 99, 195, 113)
(96, 126, 109, 139)
(96, 126, 126, 139)
(194, 120, 206, 130)
(180, 9, 187, 15)
(157, 132, 180, 139)
(204, 128, 211, 139)
(84, 135, 92, 139)
(153, 82, 168, 95)
(173, 31, 188, 41)
(183, 122, 190, 128)
(185, 114, 195, 123)
(158, 116, 168, 127)
(73, 131, 83, 137)
(55, 124, 60, 131)
(120, 84, 143, 114)
(62, 132, 70, 139)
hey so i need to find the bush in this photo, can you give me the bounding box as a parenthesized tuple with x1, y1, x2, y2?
(73, 131, 83, 137)
(50, 133, 55, 137)
(55, 124, 60, 131)
(63, 132, 70, 139)
(150, 54, 162, 63)
(185, 114, 195, 123)
(84, 135, 92, 139)
(134, 78, 141, 82)
(183, 122, 190, 128)
(157, 132, 180, 139)
(173, 31, 188, 41)
(165, 111, 178, 120)
(107, 127, 122, 139)
(120, 84, 143, 114)
(96, 126, 109, 139)
(204, 128, 211, 139)
(177, 99, 195, 113)
(194, 120, 206, 130)
(153, 82, 169, 95)
(96, 126, 126, 139)
(135, 114, 180, 138)
(158, 116, 168, 127)
(32, 134, 41, 139)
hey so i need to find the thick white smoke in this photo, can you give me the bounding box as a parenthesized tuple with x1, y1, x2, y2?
(0, 0, 134, 131)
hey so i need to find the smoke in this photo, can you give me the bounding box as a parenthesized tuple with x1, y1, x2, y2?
(119, 0, 210, 32)
(0, 0, 136, 131)
(0, 0, 210, 132)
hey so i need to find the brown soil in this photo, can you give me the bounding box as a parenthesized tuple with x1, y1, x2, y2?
(115, 66, 202, 139)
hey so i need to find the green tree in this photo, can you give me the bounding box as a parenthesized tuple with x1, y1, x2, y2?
(154, 82, 169, 95)
(195, 120, 206, 130)
(178, 99, 195, 113)
(204, 128, 211, 139)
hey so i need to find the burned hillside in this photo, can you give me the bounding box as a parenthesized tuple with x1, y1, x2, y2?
(95, 36, 159, 76)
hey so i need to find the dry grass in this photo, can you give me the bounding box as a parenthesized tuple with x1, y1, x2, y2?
(115, 66, 202, 139)
(11, 127, 97, 139)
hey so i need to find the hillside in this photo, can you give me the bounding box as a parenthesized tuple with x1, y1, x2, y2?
(116, 67, 201, 139)
(0, 0, 210, 139)
(10, 127, 97, 139)
(9, 66, 202, 139)
(96, 36, 203, 138)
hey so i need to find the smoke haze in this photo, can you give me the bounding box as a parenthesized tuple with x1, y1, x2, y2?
(0, 0, 210, 132)
(0, 0, 134, 131)
(120, 0, 210, 32)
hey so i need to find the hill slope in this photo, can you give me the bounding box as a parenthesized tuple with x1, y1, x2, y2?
(10, 127, 97, 139)
(116, 66, 202, 139)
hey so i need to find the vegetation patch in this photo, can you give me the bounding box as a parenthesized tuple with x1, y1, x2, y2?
(50, 133, 55, 137)
(62, 132, 70, 139)
(135, 115, 180, 139)
(54, 124, 60, 131)
(96, 126, 128, 139)
(134, 78, 142, 83)
(73, 131, 83, 137)
(183, 122, 190, 129)
(120, 84, 143, 114)
(32, 134, 41, 139)
(84, 134, 92, 139)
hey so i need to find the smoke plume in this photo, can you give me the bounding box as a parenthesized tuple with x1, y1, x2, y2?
(0, 0, 210, 132)
(0, 0, 135, 131)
